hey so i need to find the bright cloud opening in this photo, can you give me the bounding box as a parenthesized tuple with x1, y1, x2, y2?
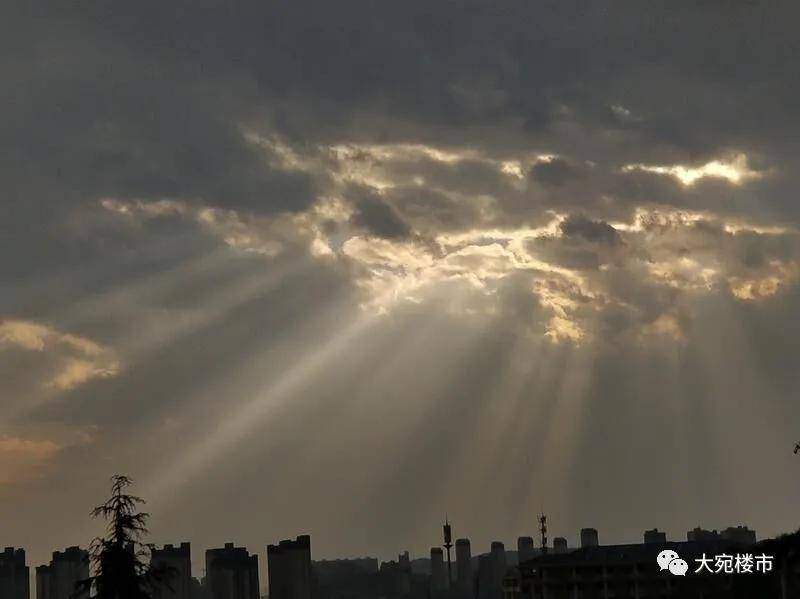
(623, 153, 763, 186)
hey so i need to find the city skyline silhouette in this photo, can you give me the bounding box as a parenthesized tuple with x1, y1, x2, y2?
(3, 500, 793, 599)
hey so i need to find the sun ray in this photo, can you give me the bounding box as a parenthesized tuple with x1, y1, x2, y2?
(142, 300, 381, 505)
(4, 229, 205, 315)
(116, 257, 311, 359)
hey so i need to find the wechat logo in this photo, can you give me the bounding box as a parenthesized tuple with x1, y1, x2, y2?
(657, 549, 688, 576)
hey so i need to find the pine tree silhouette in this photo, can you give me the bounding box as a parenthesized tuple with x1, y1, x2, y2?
(77, 475, 169, 599)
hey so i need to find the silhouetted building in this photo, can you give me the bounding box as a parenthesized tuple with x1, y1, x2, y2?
(36, 546, 88, 599)
(510, 540, 738, 599)
(35, 567, 51, 599)
(151, 543, 192, 599)
(205, 543, 259, 599)
(517, 538, 534, 564)
(721, 525, 756, 545)
(0, 547, 29, 599)
(379, 556, 429, 599)
(643, 529, 666, 545)
(580, 528, 599, 548)
(686, 525, 756, 545)
(314, 557, 377, 599)
(373, 554, 412, 599)
(455, 539, 473, 598)
(686, 527, 720, 542)
(190, 576, 210, 599)
(490, 542, 506, 593)
(268, 536, 312, 599)
(430, 548, 446, 593)
(551, 538, 568, 555)
(476, 555, 494, 599)
(501, 567, 520, 599)
(477, 543, 506, 599)
(397, 552, 412, 598)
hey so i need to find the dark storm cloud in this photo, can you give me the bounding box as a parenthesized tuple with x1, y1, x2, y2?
(523, 215, 625, 275)
(0, 4, 318, 222)
(529, 159, 581, 187)
(560, 215, 622, 246)
(386, 186, 488, 234)
(4, 0, 800, 235)
(534, 242, 603, 271)
(348, 186, 412, 239)
(10, 1, 799, 156)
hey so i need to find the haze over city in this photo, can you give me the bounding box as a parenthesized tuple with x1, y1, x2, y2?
(2, 1, 800, 584)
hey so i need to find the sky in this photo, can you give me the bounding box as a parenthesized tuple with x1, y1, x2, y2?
(3, 0, 800, 578)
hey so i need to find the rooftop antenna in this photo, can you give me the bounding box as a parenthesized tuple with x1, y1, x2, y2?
(443, 515, 453, 588)
(538, 512, 548, 555)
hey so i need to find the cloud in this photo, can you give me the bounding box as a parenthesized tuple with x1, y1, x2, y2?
(0, 320, 51, 351)
(348, 186, 413, 239)
(0, 436, 61, 486)
(0, 424, 99, 490)
(530, 158, 581, 187)
(0, 320, 120, 391)
(622, 154, 764, 186)
(93, 187, 800, 347)
(560, 215, 622, 246)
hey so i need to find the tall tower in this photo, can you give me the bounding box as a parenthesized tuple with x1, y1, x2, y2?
(430, 548, 447, 593)
(553, 537, 568, 553)
(538, 513, 548, 555)
(267, 535, 312, 599)
(490, 541, 506, 597)
(455, 539, 473, 598)
(580, 528, 599, 548)
(517, 536, 534, 564)
(36, 546, 90, 599)
(443, 517, 453, 588)
(0, 548, 29, 599)
(151, 543, 190, 599)
(207, 543, 259, 599)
